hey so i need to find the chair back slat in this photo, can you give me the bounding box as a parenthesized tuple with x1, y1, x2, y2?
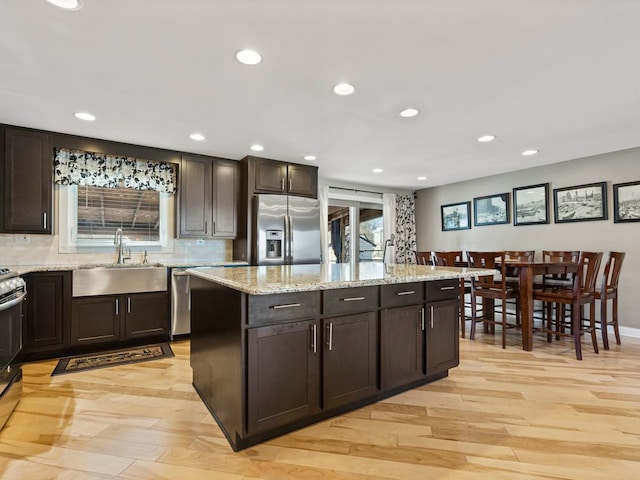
(432, 250, 464, 267)
(542, 250, 580, 284)
(600, 251, 625, 293)
(574, 251, 603, 296)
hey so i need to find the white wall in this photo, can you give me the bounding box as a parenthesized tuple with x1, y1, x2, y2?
(415, 147, 640, 329)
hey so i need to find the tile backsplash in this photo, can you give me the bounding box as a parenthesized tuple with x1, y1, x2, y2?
(0, 233, 231, 267)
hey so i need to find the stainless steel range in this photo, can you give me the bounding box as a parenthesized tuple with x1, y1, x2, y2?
(0, 268, 26, 430)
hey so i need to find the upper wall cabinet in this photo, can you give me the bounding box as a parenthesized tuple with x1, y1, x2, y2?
(178, 155, 239, 239)
(1, 126, 52, 234)
(249, 156, 318, 198)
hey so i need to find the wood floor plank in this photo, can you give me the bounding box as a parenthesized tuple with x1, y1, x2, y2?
(1, 336, 639, 479)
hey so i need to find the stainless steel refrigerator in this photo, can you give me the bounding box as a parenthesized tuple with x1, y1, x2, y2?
(254, 194, 321, 265)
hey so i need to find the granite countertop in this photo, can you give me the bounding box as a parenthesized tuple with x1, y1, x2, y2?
(9, 260, 247, 275)
(187, 263, 495, 295)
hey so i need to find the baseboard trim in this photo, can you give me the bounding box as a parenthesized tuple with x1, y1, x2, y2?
(619, 326, 640, 339)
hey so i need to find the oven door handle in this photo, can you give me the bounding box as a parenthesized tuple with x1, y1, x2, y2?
(0, 291, 27, 312)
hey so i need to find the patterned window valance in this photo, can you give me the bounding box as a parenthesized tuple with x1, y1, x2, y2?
(53, 148, 177, 194)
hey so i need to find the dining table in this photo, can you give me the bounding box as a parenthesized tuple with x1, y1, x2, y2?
(505, 260, 579, 351)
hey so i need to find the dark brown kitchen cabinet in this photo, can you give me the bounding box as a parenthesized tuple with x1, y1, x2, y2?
(249, 156, 317, 198)
(124, 292, 169, 338)
(71, 296, 120, 346)
(178, 154, 239, 238)
(322, 312, 378, 410)
(23, 271, 71, 358)
(247, 320, 321, 433)
(426, 298, 459, 375)
(380, 304, 425, 390)
(1, 127, 52, 234)
(71, 292, 168, 346)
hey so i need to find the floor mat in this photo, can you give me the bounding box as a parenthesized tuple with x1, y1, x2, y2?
(51, 343, 174, 376)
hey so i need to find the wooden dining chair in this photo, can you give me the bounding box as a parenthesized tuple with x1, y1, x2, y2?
(414, 251, 433, 265)
(466, 251, 520, 349)
(537, 250, 581, 327)
(532, 251, 603, 360)
(595, 251, 625, 350)
(499, 250, 535, 322)
(432, 250, 470, 338)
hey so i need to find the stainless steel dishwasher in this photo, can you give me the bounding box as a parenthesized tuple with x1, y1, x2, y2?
(170, 267, 191, 338)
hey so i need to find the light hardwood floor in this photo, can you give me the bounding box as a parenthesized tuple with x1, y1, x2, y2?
(1, 332, 639, 479)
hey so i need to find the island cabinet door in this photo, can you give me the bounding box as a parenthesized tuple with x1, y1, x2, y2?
(425, 298, 459, 375)
(380, 305, 426, 390)
(322, 312, 378, 410)
(246, 319, 321, 433)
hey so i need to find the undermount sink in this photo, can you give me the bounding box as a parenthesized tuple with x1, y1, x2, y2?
(77, 262, 164, 269)
(72, 265, 167, 297)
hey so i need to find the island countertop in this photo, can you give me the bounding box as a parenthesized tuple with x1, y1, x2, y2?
(187, 262, 493, 295)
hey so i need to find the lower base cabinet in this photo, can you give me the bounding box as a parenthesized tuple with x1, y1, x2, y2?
(23, 272, 71, 358)
(380, 304, 425, 390)
(322, 312, 378, 410)
(426, 298, 460, 374)
(247, 320, 321, 433)
(71, 292, 168, 346)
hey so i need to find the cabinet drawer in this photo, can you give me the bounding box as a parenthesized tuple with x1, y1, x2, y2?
(323, 286, 378, 316)
(426, 279, 459, 302)
(380, 282, 424, 308)
(248, 291, 320, 324)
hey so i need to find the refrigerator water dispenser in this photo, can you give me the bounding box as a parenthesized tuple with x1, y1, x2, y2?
(265, 230, 283, 259)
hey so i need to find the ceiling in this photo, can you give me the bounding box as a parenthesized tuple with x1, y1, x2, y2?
(2, 1, 639, 191)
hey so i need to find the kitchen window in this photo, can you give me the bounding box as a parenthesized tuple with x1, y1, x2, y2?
(58, 184, 171, 251)
(54, 147, 175, 252)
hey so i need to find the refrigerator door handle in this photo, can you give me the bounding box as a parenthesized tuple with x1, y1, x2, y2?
(287, 214, 293, 264)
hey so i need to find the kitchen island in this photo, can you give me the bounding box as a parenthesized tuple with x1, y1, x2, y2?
(187, 263, 491, 451)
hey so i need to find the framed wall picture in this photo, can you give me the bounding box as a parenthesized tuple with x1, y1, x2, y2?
(553, 181, 607, 223)
(513, 183, 549, 226)
(441, 201, 471, 231)
(473, 193, 510, 226)
(613, 180, 640, 223)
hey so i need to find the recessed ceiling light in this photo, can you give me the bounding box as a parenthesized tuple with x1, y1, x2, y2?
(417, 176, 427, 180)
(74, 112, 95, 121)
(399, 108, 420, 118)
(522, 149, 539, 156)
(333, 83, 355, 96)
(46, 0, 81, 9)
(478, 135, 496, 142)
(236, 50, 262, 65)
(250, 144, 264, 152)
(372, 168, 384, 173)
(304, 155, 316, 161)
(189, 133, 205, 141)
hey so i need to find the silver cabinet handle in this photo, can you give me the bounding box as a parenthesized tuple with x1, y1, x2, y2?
(430, 305, 434, 328)
(341, 296, 365, 302)
(271, 303, 301, 309)
(281, 178, 285, 190)
(440, 286, 455, 291)
(127, 297, 131, 313)
(212, 221, 216, 234)
(115, 298, 119, 315)
(311, 324, 317, 353)
(327, 322, 333, 351)
(289, 177, 292, 191)
(421, 307, 425, 331)
(397, 290, 415, 296)
(43, 212, 47, 229)
(204, 221, 207, 234)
